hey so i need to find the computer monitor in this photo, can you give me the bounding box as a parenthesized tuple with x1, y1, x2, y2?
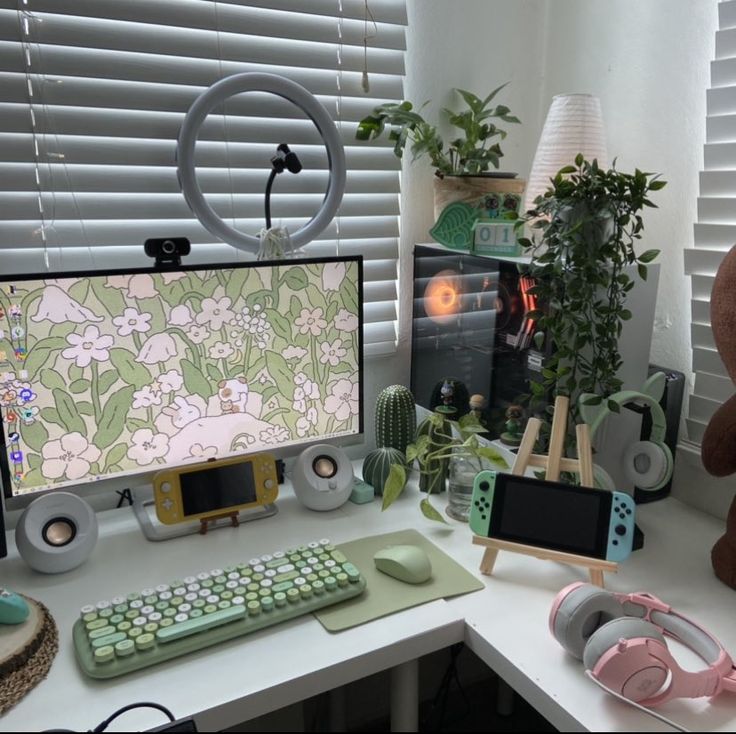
(0, 256, 363, 503)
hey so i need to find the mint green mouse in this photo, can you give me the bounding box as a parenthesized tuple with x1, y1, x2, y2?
(373, 545, 432, 584)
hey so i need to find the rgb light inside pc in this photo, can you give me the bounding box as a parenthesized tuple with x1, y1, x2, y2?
(0, 256, 363, 502)
(411, 245, 548, 436)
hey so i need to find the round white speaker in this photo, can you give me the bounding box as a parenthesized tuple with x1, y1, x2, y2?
(292, 445, 354, 511)
(15, 492, 98, 574)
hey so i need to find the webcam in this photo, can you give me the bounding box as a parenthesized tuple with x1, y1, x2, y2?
(144, 237, 191, 268)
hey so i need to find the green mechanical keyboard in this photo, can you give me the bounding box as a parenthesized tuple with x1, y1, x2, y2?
(72, 538, 366, 679)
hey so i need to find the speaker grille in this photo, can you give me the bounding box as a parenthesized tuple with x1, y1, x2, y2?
(312, 455, 338, 479)
(42, 518, 77, 547)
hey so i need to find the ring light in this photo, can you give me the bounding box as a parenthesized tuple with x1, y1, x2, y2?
(177, 73, 346, 254)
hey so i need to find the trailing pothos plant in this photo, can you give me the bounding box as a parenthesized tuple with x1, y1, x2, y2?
(381, 412, 509, 523)
(355, 85, 520, 177)
(516, 155, 667, 421)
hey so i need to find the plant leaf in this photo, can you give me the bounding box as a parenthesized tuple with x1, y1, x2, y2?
(24, 336, 67, 381)
(420, 498, 448, 524)
(94, 386, 135, 449)
(110, 348, 152, 390)
(20, 419, 48, 453)
(181, 358, 211, 402)
(53, 388, 86, 434)
(381, 464, 407, 511)
(104, 443, 128, 471)
(638, 249, 660, 264)
(475, 446, 510, 469)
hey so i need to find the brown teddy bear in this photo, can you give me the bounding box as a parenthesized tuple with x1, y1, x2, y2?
(702, 245, 736, 588)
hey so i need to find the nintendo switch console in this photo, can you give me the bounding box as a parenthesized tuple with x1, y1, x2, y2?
(153, 453, 278, 525)
(469, 471, 635, 562)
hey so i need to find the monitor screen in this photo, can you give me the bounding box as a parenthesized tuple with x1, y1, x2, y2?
(0, 256, 363, 498)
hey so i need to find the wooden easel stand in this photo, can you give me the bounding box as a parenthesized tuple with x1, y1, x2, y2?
(473, 395, 618, 587)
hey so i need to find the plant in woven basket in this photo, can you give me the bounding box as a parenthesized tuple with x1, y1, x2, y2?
(381, 412, 509, 523)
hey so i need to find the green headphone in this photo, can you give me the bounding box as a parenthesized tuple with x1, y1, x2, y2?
(579, 373, 673, 493)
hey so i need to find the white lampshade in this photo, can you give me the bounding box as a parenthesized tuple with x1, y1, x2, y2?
(524, 94, 608, 213)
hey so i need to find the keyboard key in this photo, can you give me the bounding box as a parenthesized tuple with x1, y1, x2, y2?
(136, 633, 155, 651)
(92, 632, 126, 649)
(94, 645, 115, 663)
(115, 638, 135, 658)
(156, 606, 245, 643)
(89, 625, 116, 639)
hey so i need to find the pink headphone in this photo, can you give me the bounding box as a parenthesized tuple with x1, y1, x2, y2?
(549, 582, 736, 706)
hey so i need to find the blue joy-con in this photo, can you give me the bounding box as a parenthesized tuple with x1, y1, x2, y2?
(0, 588, 29, 625)
(606, 491, 636, 562)
(469, 470, 496, 536)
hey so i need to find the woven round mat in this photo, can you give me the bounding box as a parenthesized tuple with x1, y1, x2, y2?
(0, 597, 59, 716)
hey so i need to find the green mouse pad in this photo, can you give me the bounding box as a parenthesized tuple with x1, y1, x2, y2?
(315, 528, 484, 632)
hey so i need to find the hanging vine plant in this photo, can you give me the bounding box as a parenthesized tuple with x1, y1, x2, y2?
(517, 155, 667, 419)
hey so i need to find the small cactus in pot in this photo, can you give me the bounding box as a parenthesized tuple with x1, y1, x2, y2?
(362, 446, 406, 496)
(375, 385, 416, 455)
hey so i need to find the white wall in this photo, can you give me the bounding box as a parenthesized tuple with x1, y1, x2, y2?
(374, 1, 734, 519)
(539, 0, 718, 388)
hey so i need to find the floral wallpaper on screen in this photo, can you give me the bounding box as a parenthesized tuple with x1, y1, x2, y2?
(0, 260, 360, 496)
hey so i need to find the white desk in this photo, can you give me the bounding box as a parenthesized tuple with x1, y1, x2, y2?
(2, 478, 736, 732)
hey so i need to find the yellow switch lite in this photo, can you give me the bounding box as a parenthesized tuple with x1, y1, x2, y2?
(153, 453, 278, 525)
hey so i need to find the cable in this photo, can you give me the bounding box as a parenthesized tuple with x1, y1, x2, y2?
(264, 168, 277, 230)
(421, 643, 469, 731)
(91, 702, 175, 732)
(584, 670, 690, 732)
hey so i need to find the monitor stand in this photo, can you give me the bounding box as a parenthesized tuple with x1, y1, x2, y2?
(131, 487, 278, 542)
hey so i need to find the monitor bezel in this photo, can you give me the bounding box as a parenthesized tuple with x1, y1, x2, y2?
(0, 255, 364, 502)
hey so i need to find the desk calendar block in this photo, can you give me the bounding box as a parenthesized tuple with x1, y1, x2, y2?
(472, 221, 520, 256)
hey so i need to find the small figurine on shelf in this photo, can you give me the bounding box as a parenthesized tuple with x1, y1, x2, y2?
(469, 394, 488, 428)
(429, 377, 470, 417)
(500, 404, 525, 447)
(439, 380, 456, 414)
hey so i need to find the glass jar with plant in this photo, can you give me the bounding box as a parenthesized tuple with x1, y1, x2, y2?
(516, 154, 667, 425)
(380, 412, 510, 524)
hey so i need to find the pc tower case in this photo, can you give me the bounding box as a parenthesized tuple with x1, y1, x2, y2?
(410, 245, 549, 437)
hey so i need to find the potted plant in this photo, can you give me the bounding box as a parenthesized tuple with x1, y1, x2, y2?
(516, 155, 667, 425)
(356, 85, 522, 219)
(380, 411, 510, 524)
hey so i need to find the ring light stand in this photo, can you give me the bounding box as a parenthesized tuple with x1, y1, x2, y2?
(177, 72, 347, 255)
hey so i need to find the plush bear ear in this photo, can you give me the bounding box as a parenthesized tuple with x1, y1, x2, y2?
(711, 245, 736, 384)
(703, 394, 736, 477)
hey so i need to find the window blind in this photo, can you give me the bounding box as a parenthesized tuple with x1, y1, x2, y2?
(685, 0, 736, 441)
(0, 0, 406, 356)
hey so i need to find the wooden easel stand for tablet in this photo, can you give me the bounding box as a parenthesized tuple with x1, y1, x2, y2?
(473, 395, 618, 587)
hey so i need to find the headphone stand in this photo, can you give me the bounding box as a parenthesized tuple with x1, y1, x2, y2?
(472, 395, 619, 588)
